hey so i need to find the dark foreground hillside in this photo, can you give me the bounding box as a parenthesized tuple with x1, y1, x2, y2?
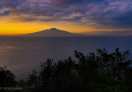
(0, 48, 132, 92)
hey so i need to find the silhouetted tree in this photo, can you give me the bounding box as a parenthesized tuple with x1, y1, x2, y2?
(27, 48, 131, 92)
(0, 66, 16, 87)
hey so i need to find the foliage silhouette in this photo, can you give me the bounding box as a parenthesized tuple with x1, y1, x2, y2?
(0, 66, 17, 92)
(26, 48, 131, 92)
(0, 66, 16, 87)
(0, 48, 131, 92)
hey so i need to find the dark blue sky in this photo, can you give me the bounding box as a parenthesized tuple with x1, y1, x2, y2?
(0, 0, 132, 28)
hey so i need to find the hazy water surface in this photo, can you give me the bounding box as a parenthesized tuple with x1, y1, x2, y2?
(0, 37, 132, 79)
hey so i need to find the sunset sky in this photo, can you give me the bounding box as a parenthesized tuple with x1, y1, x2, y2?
(0, 0, 132, 35)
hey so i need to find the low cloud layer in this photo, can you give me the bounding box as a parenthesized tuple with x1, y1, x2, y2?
(0, 0, 132, 28)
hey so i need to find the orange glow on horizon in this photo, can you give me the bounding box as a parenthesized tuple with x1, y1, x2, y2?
(0, 16, 98, 35)
(1, 16, 124, 36)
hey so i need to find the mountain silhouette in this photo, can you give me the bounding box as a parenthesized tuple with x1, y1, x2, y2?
(27, 28, 78, 37)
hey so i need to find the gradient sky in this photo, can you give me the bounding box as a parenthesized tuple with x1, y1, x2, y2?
(0, 0, 132, 35)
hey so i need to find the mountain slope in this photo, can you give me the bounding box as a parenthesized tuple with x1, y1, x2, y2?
(27, 28, 77, 37)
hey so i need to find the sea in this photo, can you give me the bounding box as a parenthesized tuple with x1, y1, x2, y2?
(0, 36, 132, 79)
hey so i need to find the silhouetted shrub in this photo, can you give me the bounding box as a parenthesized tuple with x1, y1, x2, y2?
(0, 67, 16, 87)
(3, 48, 132, 92)
(26, 48, 132, 92)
